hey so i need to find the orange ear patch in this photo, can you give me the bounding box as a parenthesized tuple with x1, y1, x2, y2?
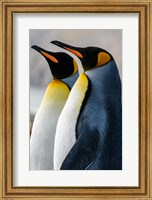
(40, 51, 59, 63)
(65, 47, 83, 58)
(96, 52, 111, 67)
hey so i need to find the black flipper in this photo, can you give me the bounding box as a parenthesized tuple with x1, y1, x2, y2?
(60, 106, 111, 170)
(60, 126, 100, 170)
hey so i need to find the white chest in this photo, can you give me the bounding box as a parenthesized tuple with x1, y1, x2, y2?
(30, 80, 70, 170)
(54, 73, 89, 170)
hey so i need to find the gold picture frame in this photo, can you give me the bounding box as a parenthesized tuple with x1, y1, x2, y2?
(0, 0, 152, 199)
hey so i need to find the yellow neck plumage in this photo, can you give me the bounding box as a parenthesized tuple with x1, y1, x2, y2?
(42, 79, 70, 105)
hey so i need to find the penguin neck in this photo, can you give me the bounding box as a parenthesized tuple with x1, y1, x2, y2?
(62, 71, 79, 89)
(41, 79, 70, 106)
(85, 59, 121, 96)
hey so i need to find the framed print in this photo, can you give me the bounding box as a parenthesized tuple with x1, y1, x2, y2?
(0, 0, 152, 199)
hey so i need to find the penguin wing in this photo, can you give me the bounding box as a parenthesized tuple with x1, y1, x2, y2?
(60, 126, 100, 170)
(60, 106, 110, 170)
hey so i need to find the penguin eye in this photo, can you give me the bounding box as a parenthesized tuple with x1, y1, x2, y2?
(40, 51, 59, 63)
(96, 52, 111, 67)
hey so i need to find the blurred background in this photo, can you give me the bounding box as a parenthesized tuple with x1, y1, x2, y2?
(30, 29, 122, 129)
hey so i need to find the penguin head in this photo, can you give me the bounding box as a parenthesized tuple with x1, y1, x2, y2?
(51, 40, 113, 71)
(31, 45, 78, 79)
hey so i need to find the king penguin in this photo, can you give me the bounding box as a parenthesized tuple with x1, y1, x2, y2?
(51, 40, 122, 170)
(30, 45, 78, 170)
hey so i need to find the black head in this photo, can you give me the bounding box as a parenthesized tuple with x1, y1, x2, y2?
(51, 40, 113, 71)
(31, 45, 78, 79)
